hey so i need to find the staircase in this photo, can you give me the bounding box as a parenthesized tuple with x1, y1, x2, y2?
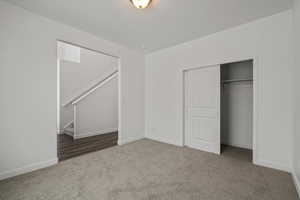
(60, 70, 118, 139)
(58, 70, 119, 161)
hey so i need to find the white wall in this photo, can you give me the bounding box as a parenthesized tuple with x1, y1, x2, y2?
(221, 82, 253, 149)
(292, 0, 300, 195)
(76, 77, 118, 138)
(60, 47, 118, 104)
(60, 45, 118, 131)
(146, 11, 294, 172)
(0, 1, 145, 180)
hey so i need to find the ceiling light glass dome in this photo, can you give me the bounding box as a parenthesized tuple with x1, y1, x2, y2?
(130, 0, 152, 9)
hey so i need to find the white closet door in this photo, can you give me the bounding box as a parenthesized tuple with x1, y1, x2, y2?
(185, 65, 220, 154)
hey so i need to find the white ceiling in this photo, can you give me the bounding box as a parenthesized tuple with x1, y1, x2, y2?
(4, 0, 292, 53)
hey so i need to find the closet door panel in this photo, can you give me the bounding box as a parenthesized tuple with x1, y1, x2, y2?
(185, 65, 220, 154)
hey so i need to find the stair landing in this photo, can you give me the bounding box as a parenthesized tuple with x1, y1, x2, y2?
(57, 131, 118, 161)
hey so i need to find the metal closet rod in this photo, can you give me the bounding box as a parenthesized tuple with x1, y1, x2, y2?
(221, 78, 253, 84)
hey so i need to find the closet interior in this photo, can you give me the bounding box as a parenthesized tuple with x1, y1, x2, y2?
(220, 60, 253, 161)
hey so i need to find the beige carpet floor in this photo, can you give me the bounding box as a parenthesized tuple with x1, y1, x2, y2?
(0, 139, 298, 200)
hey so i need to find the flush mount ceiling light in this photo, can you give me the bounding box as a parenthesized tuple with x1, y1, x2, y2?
(130, 0, 152, 9)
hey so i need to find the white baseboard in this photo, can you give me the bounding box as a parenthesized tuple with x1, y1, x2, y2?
(147, 134, 292, 173)
(145, 134, 183, 147)
(74, 128, 118, 139)
(222, 141, 252, 150)
(64, 130, 74, 137)
(118, 135, 144, 145)
(254, 158, 291, 172)
(292, 171, 300, 198)
(0, 158, 58, 181)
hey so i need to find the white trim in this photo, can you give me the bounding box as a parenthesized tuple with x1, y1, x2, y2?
(118, 135, 144, 145)
(56, 58, 61, 134)
(292, 170, 300, 198)
(180, 57, 259, 165)
(252, 57, 259, 166)
(222, 141, 252, 150)
(117, 57, 123, 146)
(73, 104, 77, 138)
(145, 135, 183, 147)
(0, 158, 58, 181)
(64, 130, 74, 137)
(254, 158, 291, 172)
(74, 128, 118, 139)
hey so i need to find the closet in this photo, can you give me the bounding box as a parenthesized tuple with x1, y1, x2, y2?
(184, 59, 254, 160)
(220, 60, 253, 158)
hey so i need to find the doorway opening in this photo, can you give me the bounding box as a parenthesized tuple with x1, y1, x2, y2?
(220, 60, 253, 162)
(183, 59, 255, 163)
(56, 41, 120, 161)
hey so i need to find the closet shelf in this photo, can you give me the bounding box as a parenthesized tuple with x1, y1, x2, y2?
(222, 78, 253, 84)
